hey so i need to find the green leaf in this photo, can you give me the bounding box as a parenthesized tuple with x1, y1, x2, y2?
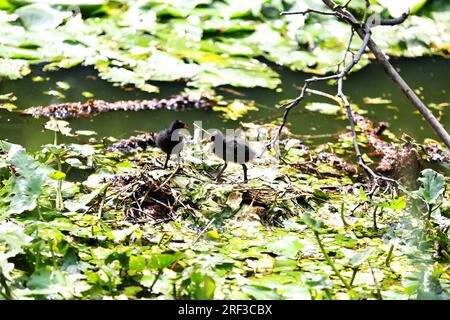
(188, 272, 216, 300)
(267, 235, 304, 259)
(148, 253, 183, 271)
(56, 81, 71, 91)
(64, 183, 107, 212)
(43, 90, 66, 99)
(380, 196, 407, 210)
(128, 255, 146, 275)
(44, 119, 73, 136)
(48, 170, 66, 181)
(242, 285, 283, 299)
(302, 213, 324, 232)
(0, 59, 31, 79)
(0, 103, 17, 111)
(350, 247, 374, 267)
(15, 3, 71, 31)
(417, 169, 445, 204)
(358, 187, 371, 202)
(306, 102, 341, 115)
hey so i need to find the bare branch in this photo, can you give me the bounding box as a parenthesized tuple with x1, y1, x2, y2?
(320, 0, 450, 149)
(337, 29, 355, 73)
(281, 9, 337, 16)
(379, 12, 409, 26)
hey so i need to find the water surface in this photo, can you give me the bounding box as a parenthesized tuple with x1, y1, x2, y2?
(0, 57, 448, 151)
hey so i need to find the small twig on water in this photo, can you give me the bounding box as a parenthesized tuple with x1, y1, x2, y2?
(193, 217, 216, 244)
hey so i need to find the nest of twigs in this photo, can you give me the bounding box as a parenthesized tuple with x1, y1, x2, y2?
(107, 169, 176, 224)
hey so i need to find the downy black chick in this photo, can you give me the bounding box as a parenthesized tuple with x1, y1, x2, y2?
(208, 130, 256, 183)
(155, 120, 188, 168)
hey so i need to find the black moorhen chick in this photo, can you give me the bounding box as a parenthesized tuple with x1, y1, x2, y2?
(208, 130, 256, 183)
(155, 120, 189, 168)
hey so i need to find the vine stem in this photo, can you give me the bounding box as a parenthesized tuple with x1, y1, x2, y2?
(313, 230, 351, 290)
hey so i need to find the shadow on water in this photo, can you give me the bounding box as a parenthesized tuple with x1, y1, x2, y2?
(0, 57, 448, 152)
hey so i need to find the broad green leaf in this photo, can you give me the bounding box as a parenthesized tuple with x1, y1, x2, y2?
(15, 3, 71, 31)
(306, 102, 341, 115)
(188, 272, 216, 300)
(148, 253, 183, 271)
(417, 169, 445, 204)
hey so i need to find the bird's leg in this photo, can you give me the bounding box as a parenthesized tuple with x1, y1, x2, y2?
(175, 152, 182, 167)
(242, 164, 248, 183)
(164, 153, 170, 169)
(215, 162, 228, 181)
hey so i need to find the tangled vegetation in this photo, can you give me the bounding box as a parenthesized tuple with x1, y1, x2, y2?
(0, 0, 449, 301)
(0, 115, 449, 299)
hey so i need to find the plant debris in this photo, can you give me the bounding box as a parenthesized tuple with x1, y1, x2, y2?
(21, 93, 215, 119)
(107, 133, 156, 153)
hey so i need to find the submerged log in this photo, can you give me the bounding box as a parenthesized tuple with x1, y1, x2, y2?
(21, 93, 215, 119)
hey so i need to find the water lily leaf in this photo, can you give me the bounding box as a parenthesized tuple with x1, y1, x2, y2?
(363, 97, 392, 105)
(64, 183, 107, 212)
(213, 101, 258, 121)
(97, 66, 159, 93)
(81, 91, 94, 98)
(0, 103, 17, 111)
(74, 130, 97, 136)
(0, 59, 31, 79)
(0, 45, 42, 60)
(350, 247, 374, 267)
(306, 102, 341, 115)
(190, 67, 280, 89)
(56, 81, 71, 90)
(43, 90, 66, 99)
(241, 285, 283, 299)
(44, 119, 73, 136)
(267, 235, 304, 259)
(0, 141, 54, 216)
(15, 3, 71, 31)
(0, 93, 17, 103)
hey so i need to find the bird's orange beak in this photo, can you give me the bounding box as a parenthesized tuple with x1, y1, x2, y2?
(183, 123, 189, 128)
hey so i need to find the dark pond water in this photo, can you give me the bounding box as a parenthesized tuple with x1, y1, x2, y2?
(0, 57, 448, 151)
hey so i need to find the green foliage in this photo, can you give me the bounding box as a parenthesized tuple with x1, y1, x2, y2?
(417, 169, 445, 205)
(0, 0, 447, 90)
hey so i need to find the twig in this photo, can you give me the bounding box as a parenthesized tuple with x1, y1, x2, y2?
(156, 165, 180, 190)
(379, 12, 409, 26)
(320, 0, 450, 149)
(281, 9, 337, 16)
(368, 261, 383, 300)
(193, 217, 216, 244)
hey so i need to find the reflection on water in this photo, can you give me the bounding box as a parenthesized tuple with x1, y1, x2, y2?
(0, 57, 448, 152)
